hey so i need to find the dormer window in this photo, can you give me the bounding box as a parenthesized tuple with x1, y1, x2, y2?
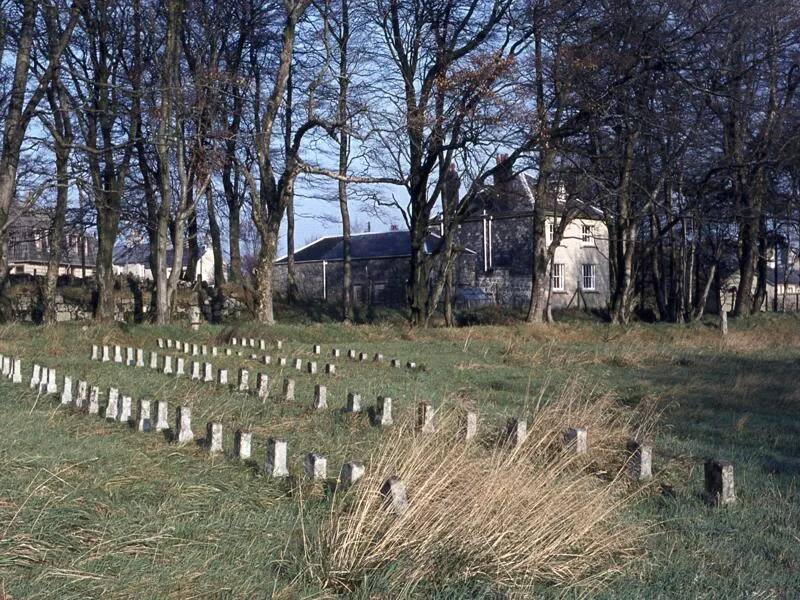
(581, 224, 593, 244)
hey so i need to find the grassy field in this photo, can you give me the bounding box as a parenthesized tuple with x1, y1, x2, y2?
(0, 313, 799, 598)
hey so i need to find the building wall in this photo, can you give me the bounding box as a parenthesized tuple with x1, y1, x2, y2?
(8, 262, 95, 278)
(112, 248, 223, 284)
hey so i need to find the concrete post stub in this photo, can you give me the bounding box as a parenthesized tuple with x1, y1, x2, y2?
(506, 418, 527, 448)
(283, 378, 295, 401)
(307, 361, 317, 375)
(118, 395, 133, 424)
(417, 402, 435, 433)
(325, 363, 335, 375)
(163, 355, 173, 375)
(218, 369, 228, 385)
(346, 392, 361, 413)
(266, 438, 289, 477)
(176, 406, 194, 444)
(60, 376, 73, 405)
(314, 384, 327, 410)
(238, 368, 250, 392)
(340, 460, 365, 488)
(155, 401, 169, 431)
(206, 422, 223, 454)
(88, 386, 100, 414)
(626, 439, 653, 480)
(380, 476, 409, 514)
(461, 411, 478, 441)
(705, 459, 735, 506)
(304, 452, 327, 480)
(376, 396, 393, 426)
(137, 399, 152, 432)
(565, 427, 588, 454)
(105, 388, 120, 420)
(234, 429, 252, 459)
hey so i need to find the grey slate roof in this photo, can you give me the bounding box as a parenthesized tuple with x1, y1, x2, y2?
(113, 242, 191, 267)
(275, 230, 474, 264)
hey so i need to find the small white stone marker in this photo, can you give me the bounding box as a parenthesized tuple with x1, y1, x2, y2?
(266, 438, 289, 477)
(340, 461, 365, 488)
(102, 345, 110, 362)
(380, 476, 409, 514)
(276, 340, 283, 349)
(256, 373, 269, 399)
(201, 344, 208, 355)
(373, 353, 383, 363)
(231, 337, 238, 346)
(506, 418, 527, 448)
(155, 401, 169, 431)
(259, 340, 266, 350)
(212, 346, 218, 356)
(37, 367, 47, 393)
(137, 399, 152, 432)
(305, 453, 327, 480)
(126, 347, 135, 366)
(218, 369, 228, 385)
(283, 378, 295, 401)
(175, 406, 194, 444)
(158, 338, 165, 348)
(325, 363, 335, 375)
(114, 345, 123, 363)
(105, 388, 120, 420)
(203, 362, 213, 382)
(417, 402, 435, 433)
(565, 427, 588, 454)
(60, 376, 73, 405)
(307, 361, 317, 375)
(313, 344, 321, 355)
(238, 368, 250, 392)
(136, 348, 145, 367)
(46, 369, 57, 394)
(406, 361, 417, 369)
(76, 380, 88, 408)
(249, 338, 256, 347)
(29, 364, 41, 389)
(191, 361, 201, 380)
(331, 348, 340, 358)
(262, 355, 271, 365)
(627, 439, 653, 480)
(119, 395, 133, 424)
(359, 352, 368, 362)
(91, 344, 99, 360)
(167, 339, 174, 348)
(375, 396, 393, 426)
(347, 349, 356, 359)
(278, 357, 287, 366)
(150, 352, 159, 369)
(461, 411, 478, 441)
(705, 459, 735, 506)
(12, 359, 22, 383)
(88, 386, 100, 414)
(293, 358, 303, 371)
(190, 305, 202, 331)
(206, 422, 223, 454)
(346, 392, 361, 413)
(314, 385, 327, 410)
(175, 358, 185, 377)
(192, 343, 200, 356)
(163, 355, 173, 375)
(234, 429, 252, 459)
(225, 348, 232, 356)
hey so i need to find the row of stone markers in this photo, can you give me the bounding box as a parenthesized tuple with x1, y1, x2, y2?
(0, 353, 24, 383)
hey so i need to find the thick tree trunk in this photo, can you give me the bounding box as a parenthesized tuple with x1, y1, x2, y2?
(206, 186, 225, 286)
(226, 187, 243, 283)
(408, 214, 429, 326)
(733, 211, 758, 317)
(286, 193, 298, 303)
(95, 208, 119, 320)
(254, 226, 279, 324)
(184, 200, 199, 282)
(42, 151, 69, 325)
(337, 0, 353, 323)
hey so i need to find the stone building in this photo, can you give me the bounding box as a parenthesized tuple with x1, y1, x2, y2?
(6, 213, 96, 278)
(113, 236, 223, 284)
(273, 230, 477, 305)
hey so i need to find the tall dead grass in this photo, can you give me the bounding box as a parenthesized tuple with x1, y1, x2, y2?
(316, 382, 655, 596)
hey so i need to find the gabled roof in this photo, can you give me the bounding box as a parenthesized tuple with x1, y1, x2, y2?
(113, 242, 192, 268)
(275, 230, 475, 264)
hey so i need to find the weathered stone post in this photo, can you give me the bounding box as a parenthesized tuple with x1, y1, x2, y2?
(91, 345, 99, 360)
(76, 380, 88, 408)
(190, 306, 201, 331)
(238, 368, 250, 392)
(191, 361, 201, 380)
(626, 439, 653, 480)
(506, 417, 527, 448)
(158, 338, 165, 348)
(105, 388, 120, 420)
(347, 349, 356, 359)
(278, 357, 287, 366)
(720, 310, 728, 336)
(266, 438, 289, 477)
(175, 406, 194, 444)
(167, 339, 174, 349)
(705, 459, 735, 506)
(60, 376, 73, 405)
(102, 345, 111, 362)
(461, 411, 478, 441)
(125, 347, 134, 366)
(375, 396, 393, 426)
(380, 476, 409, 514)
(307, 361, 317, 375)
(416, 402, 435, 433)
(276, 340, 283, 349)
(304, 453, 327, 480)
(163, 355, 173, 375)
(201, 344, 208, 355)
(231, 337, 238, 346)
(283, 378, 295, 401)
(88, 386, 100, 414)
(259, 340, 266, 350)
(206, 422, 223, 454)
(46, 369, 57, 394)
(325, 363, 335, 375)
(192, 343, 200, 356)
(218, 369, 228, 385)
(359, 352, 368, 362)
(373, 353, 383, 363)
(565, 427, 588, 454)
(150, 352, 159, 370)
(175, 358, 185, 377)
(346, 392, 361, 413)
(293, 358, 303, 371)
(203, 363, 213, 382)
(314, 385, 327, 410)
(137, 399, 152, 432)
(136, 348, 145, 367)
(12, 359, 22, 383)
(234, 429, 252, 459)
(406, 361, 417, 369)
(119, 395, 133, 424)
(29, 364, 41, 389)
(262, 355, 271, 365)
(313, 344, 321, 355)
(155, 401, 169, 431)
(256, 373, 269, 399)
(212, 346, 218, 356)
(391, 359, 401, 368)
(113, 345, 122, 363)
(331, 348, 340, 358)
(37, 367, 47, 393)
(340, 461, 365, 488)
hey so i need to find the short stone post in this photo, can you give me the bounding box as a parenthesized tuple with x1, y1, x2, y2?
(307, 361, 317, 375)
(201, 344, 208, 355)
(135, 348, 145, 367)
(238, 368, 250, 392)
(192, 343, 200, 356)
(212, 346, 218, 356)
(266, 438, 289, 477)
(375, 396, 393, 426)
(406, 361, 417, 369)
(175, 406, 194, 444)
(76, 380, 88, 408)
(293, 358, 303, 371)
(234, 429, 252, 459)
(203, 363, 213, 382)
(225, 348, 232, 356)
(256, 373, 269, 399)
(346, 392, 361, 413)
(114, 345, 123, 363)
(60, 376, 73, 405)
(506, 417, 527, 448)
(206, 422, 223, 454)
(163, 355, 173, 375)
(259, 340, 266, 350)
(313, 344, 321, 355)
(191, 361, 201, 380)
(126, 347, 135, 366)
(304, 453, 327, 480)
(276, 340, 283, 349)
(88, 386, 100, 414)
(150, 352, 159, 370)
(190, 306, 201, 331)
(391, 359, 401, 368)
(314, 384, 327, 410)
(340, 461, 365, 488)
(167, 339, 174, 349)
(29, 364, 41, 389)
(91, 345, 99, 360)
(155, 401, 169, 431)
(373, 353, 383, 363)
(175, 357, 185, 377)
(705, 459, 735, 506)
(12, 359, 22, 383)
(283, 378, 295, 401)
(119, 395, 132, 424)
(565, 427, 588, 454)
(359, 352, 368, 362)
(46, 369, 57, 394)
(380, 476, 409, 514)
(158, 338, 165, 348)
(325, 363, 335, 375)
(331, 348, 340, 358)
(278, 357, 287, 366)
(416, 402, 435, 433)
(105, 388, 120, 420)
(102, 345, 110, 362)
(137, 399, 152, 432)
(231, 337, 238, 346)
(347, 349, 356, 359)
(626, 439, 653, 480)
(218, 369, 228, 385)
(37, 367, 47, 393)
(461, 411, 478, 441)
(262, 355, 271, 365)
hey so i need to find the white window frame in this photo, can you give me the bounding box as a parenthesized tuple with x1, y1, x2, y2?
(551, 263, 565, 291)
(581, 224, 593, 244)
(581, 264, 596, 291)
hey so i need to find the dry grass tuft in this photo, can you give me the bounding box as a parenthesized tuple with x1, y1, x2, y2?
(316, 382, 653, 596)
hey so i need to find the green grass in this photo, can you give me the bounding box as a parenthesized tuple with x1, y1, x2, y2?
(1, 313, 799, 597)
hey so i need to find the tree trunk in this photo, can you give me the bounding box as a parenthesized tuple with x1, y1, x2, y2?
(733, 210, 758, 317)
(337, 0, 353, 323)
(95, 207, 119, 320)
(184, 199, 199, 282)
(254, 224, 279, 324)
(206, 186, 225, 286)
(407, 214, 429, 326)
